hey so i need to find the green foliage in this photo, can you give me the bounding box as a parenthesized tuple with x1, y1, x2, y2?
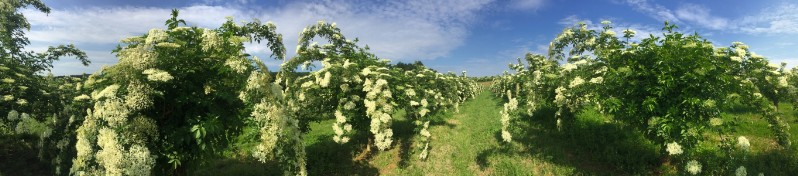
(494, 20, 795, 174)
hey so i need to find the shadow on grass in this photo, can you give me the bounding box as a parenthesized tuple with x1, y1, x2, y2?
(0, 135, 53, 176)
(303, 109, 457, 174)
(305, 133, 380, 176)
(476, 106, 662, 175)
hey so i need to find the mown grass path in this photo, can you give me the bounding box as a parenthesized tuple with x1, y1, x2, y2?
(299, 89, 798, 175)
(364, 90, 574, 176)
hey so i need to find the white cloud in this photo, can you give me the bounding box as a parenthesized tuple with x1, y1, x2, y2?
(621, 0, 679, 23)
(674, 3, 728, 30)
(737, 3, 798, 35)
(23, 0, 494, 75)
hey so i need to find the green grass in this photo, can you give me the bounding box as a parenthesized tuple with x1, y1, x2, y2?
(206, 89, 798, 175)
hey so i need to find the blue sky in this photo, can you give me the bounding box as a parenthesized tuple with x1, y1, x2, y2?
(24, 0, 798, 76)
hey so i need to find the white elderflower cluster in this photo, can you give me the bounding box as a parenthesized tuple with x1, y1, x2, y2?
(569, 77, 585, 88)
(155, 42, 180, 48)
(623, 29, 636, 37)
(736, 166, 747, 176)
(124, 145, 155, 175)
(118, 46, 157, 70)
(1, 78, 14, 83)
(500, 92, 518, 143)
(709, 117, 723, 126)
(603, 30, 616, 37)
(666, 142, 683, 155)
(332, 110, 352, 143)
(74, 94, 91, 101)
(562, 63, 577, 72)
(778, 76, 789, 87)
(362, 69, 395, 150)
(7, 110, 19, 121)
(16, 99, 27, 106)
(768, 63, 780, 69)
(405, 88, 416, 97)
(143, 69, 174, 82)
(319, 71, 332, 87)
(92, 85, 121, 100)
(225, 58, 249, 74)
(94, 97, 131, 128)
(589, 77, 603, 84)
(96, 128, 124, 175)
(730, 56, 742, 62)
(554, 86, 567, 105)
(124, 81, 154, 111)
(735, 47, 747, 57)
(145, 29, 167, 44)
(685, 160, 702, 175)
(737, 136, 750, 151)
(201, 29, 222, 52)
(2, 95, 12, 101)
(250, 102, 279, 162)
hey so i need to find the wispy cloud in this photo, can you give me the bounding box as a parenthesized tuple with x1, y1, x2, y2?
(674, 3, 728, 30)
(621, 0, 679, 23)
(23, 0, 495, 75)
(621, 0, 798, 35)
(737, 3, 798, 35)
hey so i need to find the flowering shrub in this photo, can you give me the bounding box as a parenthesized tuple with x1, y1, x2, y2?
(494, 21, 793, 174)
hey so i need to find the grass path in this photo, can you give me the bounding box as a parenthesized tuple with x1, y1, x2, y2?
(297, 89, 798, 175)
(363, 91, 574, 175)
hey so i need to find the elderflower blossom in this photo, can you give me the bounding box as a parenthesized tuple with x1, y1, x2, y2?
(16, 99, 28, 106)
(666, 142, 683, 155)
(2, 95, 13, 101)
(344, 101, 356, 110)
(201, 29, 221, 52)
(145, 29, 167, 44)
(569, 77, 585, 88)
(335, 110, 346, 123)
(778, 76, 789, 87)
(623, 29, 636, 38)
(125, 145, 155, 175)
(768, 63, 780, 69)
(563, 63, 577, 72)
(419, 108, 429, 117)
(709, 117, 723, 126)
(155, 42, 180, 48)
(554, 86, 567, 105)
(125, 82, 154, 111)
(142, 69, 174, 82)
(225, 59, 248, 74)
(603, 30, 616, 36)
(1, 78, 14, 84)
(410, 101, 419, 106)
(74, 94, 91, 101)
(736, 166, 747, 176)
(590, 77, 603, 84)
(737, 136, 750, 151)
(730, 56, 743, 62)
(319, 72, 332, 87)
(405, 89, 416, 97)
(735, 48, 747, 57)
(301, 81, 314, 88)
(501, 131, 512, 142)
(361, 68, 372, 75)
(685, 160, 702, 175)
(93, 85, 120, 100)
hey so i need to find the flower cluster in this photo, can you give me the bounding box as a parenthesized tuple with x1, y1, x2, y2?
(142, 69, 174, 82)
